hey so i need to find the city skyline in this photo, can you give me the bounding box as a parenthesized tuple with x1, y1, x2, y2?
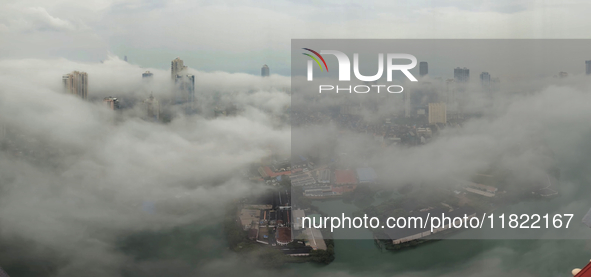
(7, 41, 591, 275)
(4, 1, 591, 276)
(53, 45, 591, 84)
(4, 1, 591, 77)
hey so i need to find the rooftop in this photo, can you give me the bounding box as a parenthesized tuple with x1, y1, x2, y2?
(276, 227, 292, 244)
(334, 169, 358, 185)
(468, 182, 498, 192)
(239, 209, 260, 227)
(356, 167, 377, 183)
(261, 166, 291, 178)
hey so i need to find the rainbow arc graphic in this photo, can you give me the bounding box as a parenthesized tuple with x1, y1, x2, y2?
(302, 48, 328, 72)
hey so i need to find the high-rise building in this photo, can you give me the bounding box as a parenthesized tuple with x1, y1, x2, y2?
(142, 71, 153, 79)
(124, 55, 128, 62)
(480, 72, 491, 88)
(103, 97, 120, 110)
(586, 60, 591, 75)
(62, 71, 88, 99)
(171, 57, 195, 108)
(454, 67, 469, 83)
(261, 64, 270, 77)
(186, 74, 195, 104)
(174, 74, 195, 105)
(419, 62, 428, 77)
(445, 79, 459, 118)
(403, 87, 411, 118)
(171, 57, 187, 80)
(428, 103, 447, 124)
(143, 93, 160, 121)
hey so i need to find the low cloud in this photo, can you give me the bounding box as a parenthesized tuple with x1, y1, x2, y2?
(0, 56, 290, 276)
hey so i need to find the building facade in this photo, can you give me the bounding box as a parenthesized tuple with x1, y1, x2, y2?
(62, 71, 88, 99)
(454, 67, 469, 83)
(103, 97, 120, 110)
(171, 57, 187, 80)
(143, 93, 160, 121)
(404, 86, 411, 118)
(419, 61, 428, 77)
(261, 64, 270, 77)
(174, 74, 195, 105)
(142, 71, 153, 80)
(480, 72, 491, 88)
(428, 102, 447, 124)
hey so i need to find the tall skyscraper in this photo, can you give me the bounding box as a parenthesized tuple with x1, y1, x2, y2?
(142, 71, 153, 79)
(419, 62, 428, 77)
(143, 93, 160, 121)
(403, 88, 411, 118)
(261, 64, 270, 77)
(171, 57, 187, 80)
(124, 55, 128, 62)
(428, 103, 447, 124)
(103, 97, 120, 110)
(186, 74, 195, 105)
(454, 67, 469, 83)
(174, 74, 195, 105)
(480, 72, 491, 87)
(445, 78, 456, 113)
(62, 71, 88, 99)
(586, 60, 591, 75)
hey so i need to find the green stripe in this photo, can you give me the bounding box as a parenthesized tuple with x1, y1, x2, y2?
(303, 53, 323, 71)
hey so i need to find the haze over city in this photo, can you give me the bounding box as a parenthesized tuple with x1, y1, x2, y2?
(3, 1, 591, 277)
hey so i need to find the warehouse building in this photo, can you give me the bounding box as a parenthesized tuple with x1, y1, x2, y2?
(465, 182, 498, 197)
(334, 170, 358, 185)
(276, 227, 293, 245)
(356, 167, 377, 183)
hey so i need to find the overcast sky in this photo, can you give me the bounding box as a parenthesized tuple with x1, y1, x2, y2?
(3, 1, 591, 276)
(2, 0, 591, 75)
